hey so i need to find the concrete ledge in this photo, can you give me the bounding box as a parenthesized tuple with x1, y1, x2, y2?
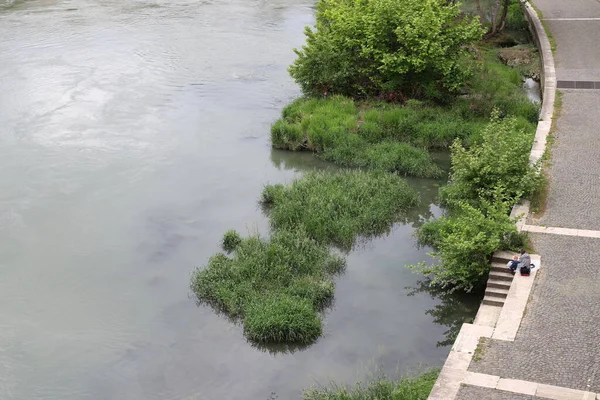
(492, 254, 541, 341)
(452, 324, 494, 353)
(458, 373, 598, 399)
(463, 371, 499, 388)
(522, 224, 600, 238)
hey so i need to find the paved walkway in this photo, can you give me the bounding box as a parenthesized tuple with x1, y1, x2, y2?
(452, 0, 600, 398)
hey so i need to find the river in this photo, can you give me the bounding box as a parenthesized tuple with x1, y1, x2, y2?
(0, 0, 480, 399)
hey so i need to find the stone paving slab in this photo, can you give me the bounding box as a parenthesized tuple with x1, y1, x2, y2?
(456, 384, 538, 399)
(533, 0, 600, 19)
(532, 91, 600, 230)
(543, 20, 600, 81)
(467, 234, 600, 392)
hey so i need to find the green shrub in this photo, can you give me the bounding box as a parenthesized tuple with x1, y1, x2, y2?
(191, 229, 345, 344)
(261, 170, 420, 249)
(413, 196, 519, 291)
(303, 369, 439, 400)
(441, 111, 540, 208)
(221, 230, 242, 252)
(289, 0, 484, 99)
(244, 294, 322, 344)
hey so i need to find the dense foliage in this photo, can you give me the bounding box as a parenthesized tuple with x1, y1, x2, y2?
(262, 170, 420, 249)
(289, 0, 484, 99)
(415, 196, 522, 291)
(413, 114, 536, 290)
(441, 112, 540, 208)
(303, 369, 439, 400)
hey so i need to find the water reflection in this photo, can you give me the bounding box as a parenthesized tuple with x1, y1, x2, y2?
(407, 280, 483, 347)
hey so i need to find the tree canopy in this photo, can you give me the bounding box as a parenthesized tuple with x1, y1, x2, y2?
(289, 0, 484, 100)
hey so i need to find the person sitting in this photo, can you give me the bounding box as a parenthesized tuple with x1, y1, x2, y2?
(519, 249, 532, 276)
(508, 255, 519, 273)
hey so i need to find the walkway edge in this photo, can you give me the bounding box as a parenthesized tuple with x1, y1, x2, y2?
(515, 0, 557, 223)
(428, 3, 557, 399)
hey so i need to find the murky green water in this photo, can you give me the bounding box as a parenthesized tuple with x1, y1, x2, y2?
(0, 1, 480, 399)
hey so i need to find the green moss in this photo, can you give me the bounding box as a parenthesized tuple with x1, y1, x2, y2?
(262, 170, 420, 249)
(303, 369, 439, 400)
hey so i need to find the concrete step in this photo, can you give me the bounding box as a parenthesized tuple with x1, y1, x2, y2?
(492, 250, 518, 263)
(490, 261, 512, 273)
(485, 287, 509, 299)
(489, 270, 514, 282)
(482, 295, 505, 307)
(487, 278, 512, 290)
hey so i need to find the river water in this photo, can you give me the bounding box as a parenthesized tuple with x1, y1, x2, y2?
(0, 1, 480, 399)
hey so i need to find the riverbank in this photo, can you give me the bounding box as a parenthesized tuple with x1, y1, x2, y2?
(192, 21, 540, 349)
(451, 0, 600, 397)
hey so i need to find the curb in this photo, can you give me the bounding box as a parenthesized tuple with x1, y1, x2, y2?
(427, 2, 557, 399)
(514, 0, 557, 222)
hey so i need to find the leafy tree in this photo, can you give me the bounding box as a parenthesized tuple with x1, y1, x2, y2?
(289, 0, 484, 100)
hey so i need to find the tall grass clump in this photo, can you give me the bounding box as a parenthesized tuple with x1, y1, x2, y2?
(191, 228, 345, 344)
(322, 141, 442, 178)
(271, 96, 358, 151)
(303, 369, 439, 400)
(261, 170, 420, 249)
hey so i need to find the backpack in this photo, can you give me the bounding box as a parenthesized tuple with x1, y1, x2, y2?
(520, 265, 531, 276)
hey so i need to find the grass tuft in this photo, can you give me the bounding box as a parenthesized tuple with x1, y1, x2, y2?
(221, 229, 242, 252)
(261, 170, 420, 249)
(244, 294, 322, 344)
(302, 369, 439, 400)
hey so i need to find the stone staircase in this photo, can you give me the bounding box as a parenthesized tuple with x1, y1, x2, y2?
(482, 252, 516, 307)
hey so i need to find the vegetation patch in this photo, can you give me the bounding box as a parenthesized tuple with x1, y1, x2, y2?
(302, 369, 439, 400)
(441, 112, 540, 208)
(261, 170, 420, 249)
(272, 37, 540, 179)
(413, 198, 524, 291)
(244, 295, 323, 344)
(191, 228, 345, 344)
(413, 113, 537, 291)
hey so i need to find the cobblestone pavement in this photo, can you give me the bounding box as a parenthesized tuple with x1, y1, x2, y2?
(457, 385, 538, 400)
(533, 91, 600, 230)
(467, 234, 600, 392)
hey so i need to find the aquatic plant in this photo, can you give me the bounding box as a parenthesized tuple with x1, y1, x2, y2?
(243, 294, 323, 344)
(221, 229, 242, 252)
(302, 369, 439, 400)
(191, 228, 345, 344)
(261, 170, 420, 250)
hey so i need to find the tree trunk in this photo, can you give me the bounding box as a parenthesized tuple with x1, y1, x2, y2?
(498, 0, 511, 31)
(474, 0, 486, 23)
(490, 0, 501, 35)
